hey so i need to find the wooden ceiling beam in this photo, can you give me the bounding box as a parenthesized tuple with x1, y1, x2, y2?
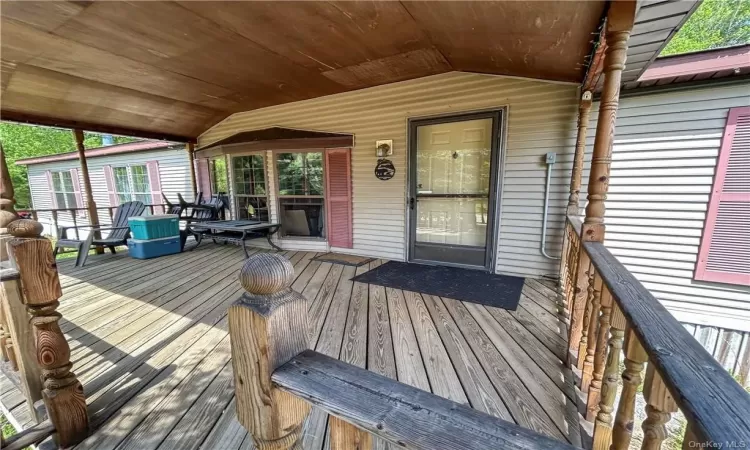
(0, 110, 197, 143)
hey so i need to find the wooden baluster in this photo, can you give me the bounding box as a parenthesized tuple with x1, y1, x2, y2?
(593, 302, 625, 449)
(108, 207, 114, 222)
(229, 253, 311, 450)
(0, 270, 45, 423)
(557, 224, 571, 321)
(611, 328, 648, 450)
(148, 205, 155, 215)
(71, 208, 80, 240)
(7, 220, 89, 447)
(586, 282, 611, 420)
(51, 210, 59, 239)
(682, 424, 700, 450)
(581, 272, 602, 391)
(568, 249, 591, 365)
(0, 304, 16, 369)
(577, 263, 596, 371)
(641, 364, 678, 450)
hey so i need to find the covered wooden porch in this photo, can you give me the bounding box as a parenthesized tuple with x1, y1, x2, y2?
(2, 243, 580, 448)
(2, 1, 750, 449)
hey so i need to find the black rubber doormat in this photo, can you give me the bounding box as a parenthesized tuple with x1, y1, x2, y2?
(351, 261, 525, 310)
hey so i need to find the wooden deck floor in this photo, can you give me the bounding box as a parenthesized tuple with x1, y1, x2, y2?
(2, 244, 580, 449)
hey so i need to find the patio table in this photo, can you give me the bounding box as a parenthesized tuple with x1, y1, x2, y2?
(187, 220, 282, 257)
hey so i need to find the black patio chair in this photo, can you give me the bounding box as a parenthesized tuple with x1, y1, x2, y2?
(54, 201, 146, 267)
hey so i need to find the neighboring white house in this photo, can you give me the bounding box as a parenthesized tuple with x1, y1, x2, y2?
(16, 140, 193, 236)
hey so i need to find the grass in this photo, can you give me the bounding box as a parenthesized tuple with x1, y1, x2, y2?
(1, 413, 15, 439)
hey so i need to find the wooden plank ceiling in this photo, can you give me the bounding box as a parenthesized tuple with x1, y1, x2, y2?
(0, 1, 606, 140)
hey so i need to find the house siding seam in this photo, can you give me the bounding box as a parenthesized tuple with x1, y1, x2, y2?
(25, 147, 191, 236)
(200, 72, 581, 277)
(586, 82, 750, 332)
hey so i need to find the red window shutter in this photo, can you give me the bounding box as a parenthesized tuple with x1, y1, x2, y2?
(695, 107, 750, 286)
(69, 168, 86, 217)
(146, 160, 163, 214)
(325, 148, 353, 249)
(103, 165, 118, 206)
(195, 158, 212, 203)
(45, 170, 58, 209)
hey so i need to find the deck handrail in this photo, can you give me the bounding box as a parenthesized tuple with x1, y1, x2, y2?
(273, 350, 576, 450)
(561, 215, 750, 449)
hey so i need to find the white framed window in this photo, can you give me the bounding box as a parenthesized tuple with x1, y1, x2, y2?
(51, 171, 77, 209)
(113, 165, 152, 205)
(231, 154, 269, 222)
(275, 151, 325, 238)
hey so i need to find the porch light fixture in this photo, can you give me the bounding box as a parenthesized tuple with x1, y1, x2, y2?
(375, 140, 393, 157)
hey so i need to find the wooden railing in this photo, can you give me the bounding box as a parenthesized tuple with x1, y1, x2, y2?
(0, 219, 88, 449)
(560, 215, 750, 449)
(16, 204, 168, 239)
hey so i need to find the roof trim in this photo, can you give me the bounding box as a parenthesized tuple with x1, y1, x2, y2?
(15, 140, 181, 165)
(1, 110, 197, 143)
(197, 127, 354, 152)
(640, 44, 750, 81)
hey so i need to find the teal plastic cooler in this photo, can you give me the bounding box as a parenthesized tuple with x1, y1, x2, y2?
(128, 214, 179, 240)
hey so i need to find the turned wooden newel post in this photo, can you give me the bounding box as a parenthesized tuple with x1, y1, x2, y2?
(567, 91, 593, 216)
(230, 253, 311, 450)
(570, 0, 636, 363)
(7, 220, 88, 447)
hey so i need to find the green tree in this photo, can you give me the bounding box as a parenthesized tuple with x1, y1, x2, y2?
(661, 0, 750, 56)
(0, 122, 134, 208)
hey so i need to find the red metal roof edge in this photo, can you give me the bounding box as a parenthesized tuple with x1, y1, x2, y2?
(639, 44, 750, 81)
(15, 140, 181, 165)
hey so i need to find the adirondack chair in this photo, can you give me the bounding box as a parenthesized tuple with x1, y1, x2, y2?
(54, 201, 146, 267)
(184, 197, 224, 225)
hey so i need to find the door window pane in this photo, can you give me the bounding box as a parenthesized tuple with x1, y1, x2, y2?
(415, 118, 492, 248)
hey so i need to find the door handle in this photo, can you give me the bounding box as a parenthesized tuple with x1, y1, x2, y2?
(409, 197, 415, 210)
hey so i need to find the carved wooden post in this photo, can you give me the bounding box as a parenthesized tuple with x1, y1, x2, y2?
(187, 142, 198, 199)
(641, 364, 678, 450)
(230, 253, 311, 450)
(611, 328, 647, 450)
(7, 220, 89, 447)
(73, 130, 103, 254)
(586, 283, 612, 420)
(581, 0, 636, 243)
(593, 302, 626, 449)
(573, 0, 635, 368)
(567, 91, 593, 216)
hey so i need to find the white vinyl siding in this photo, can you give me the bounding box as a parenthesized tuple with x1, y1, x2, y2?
(200, 72, 581, 277)
(25, 146, 191, 236)
(588, 82, 750, 331)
